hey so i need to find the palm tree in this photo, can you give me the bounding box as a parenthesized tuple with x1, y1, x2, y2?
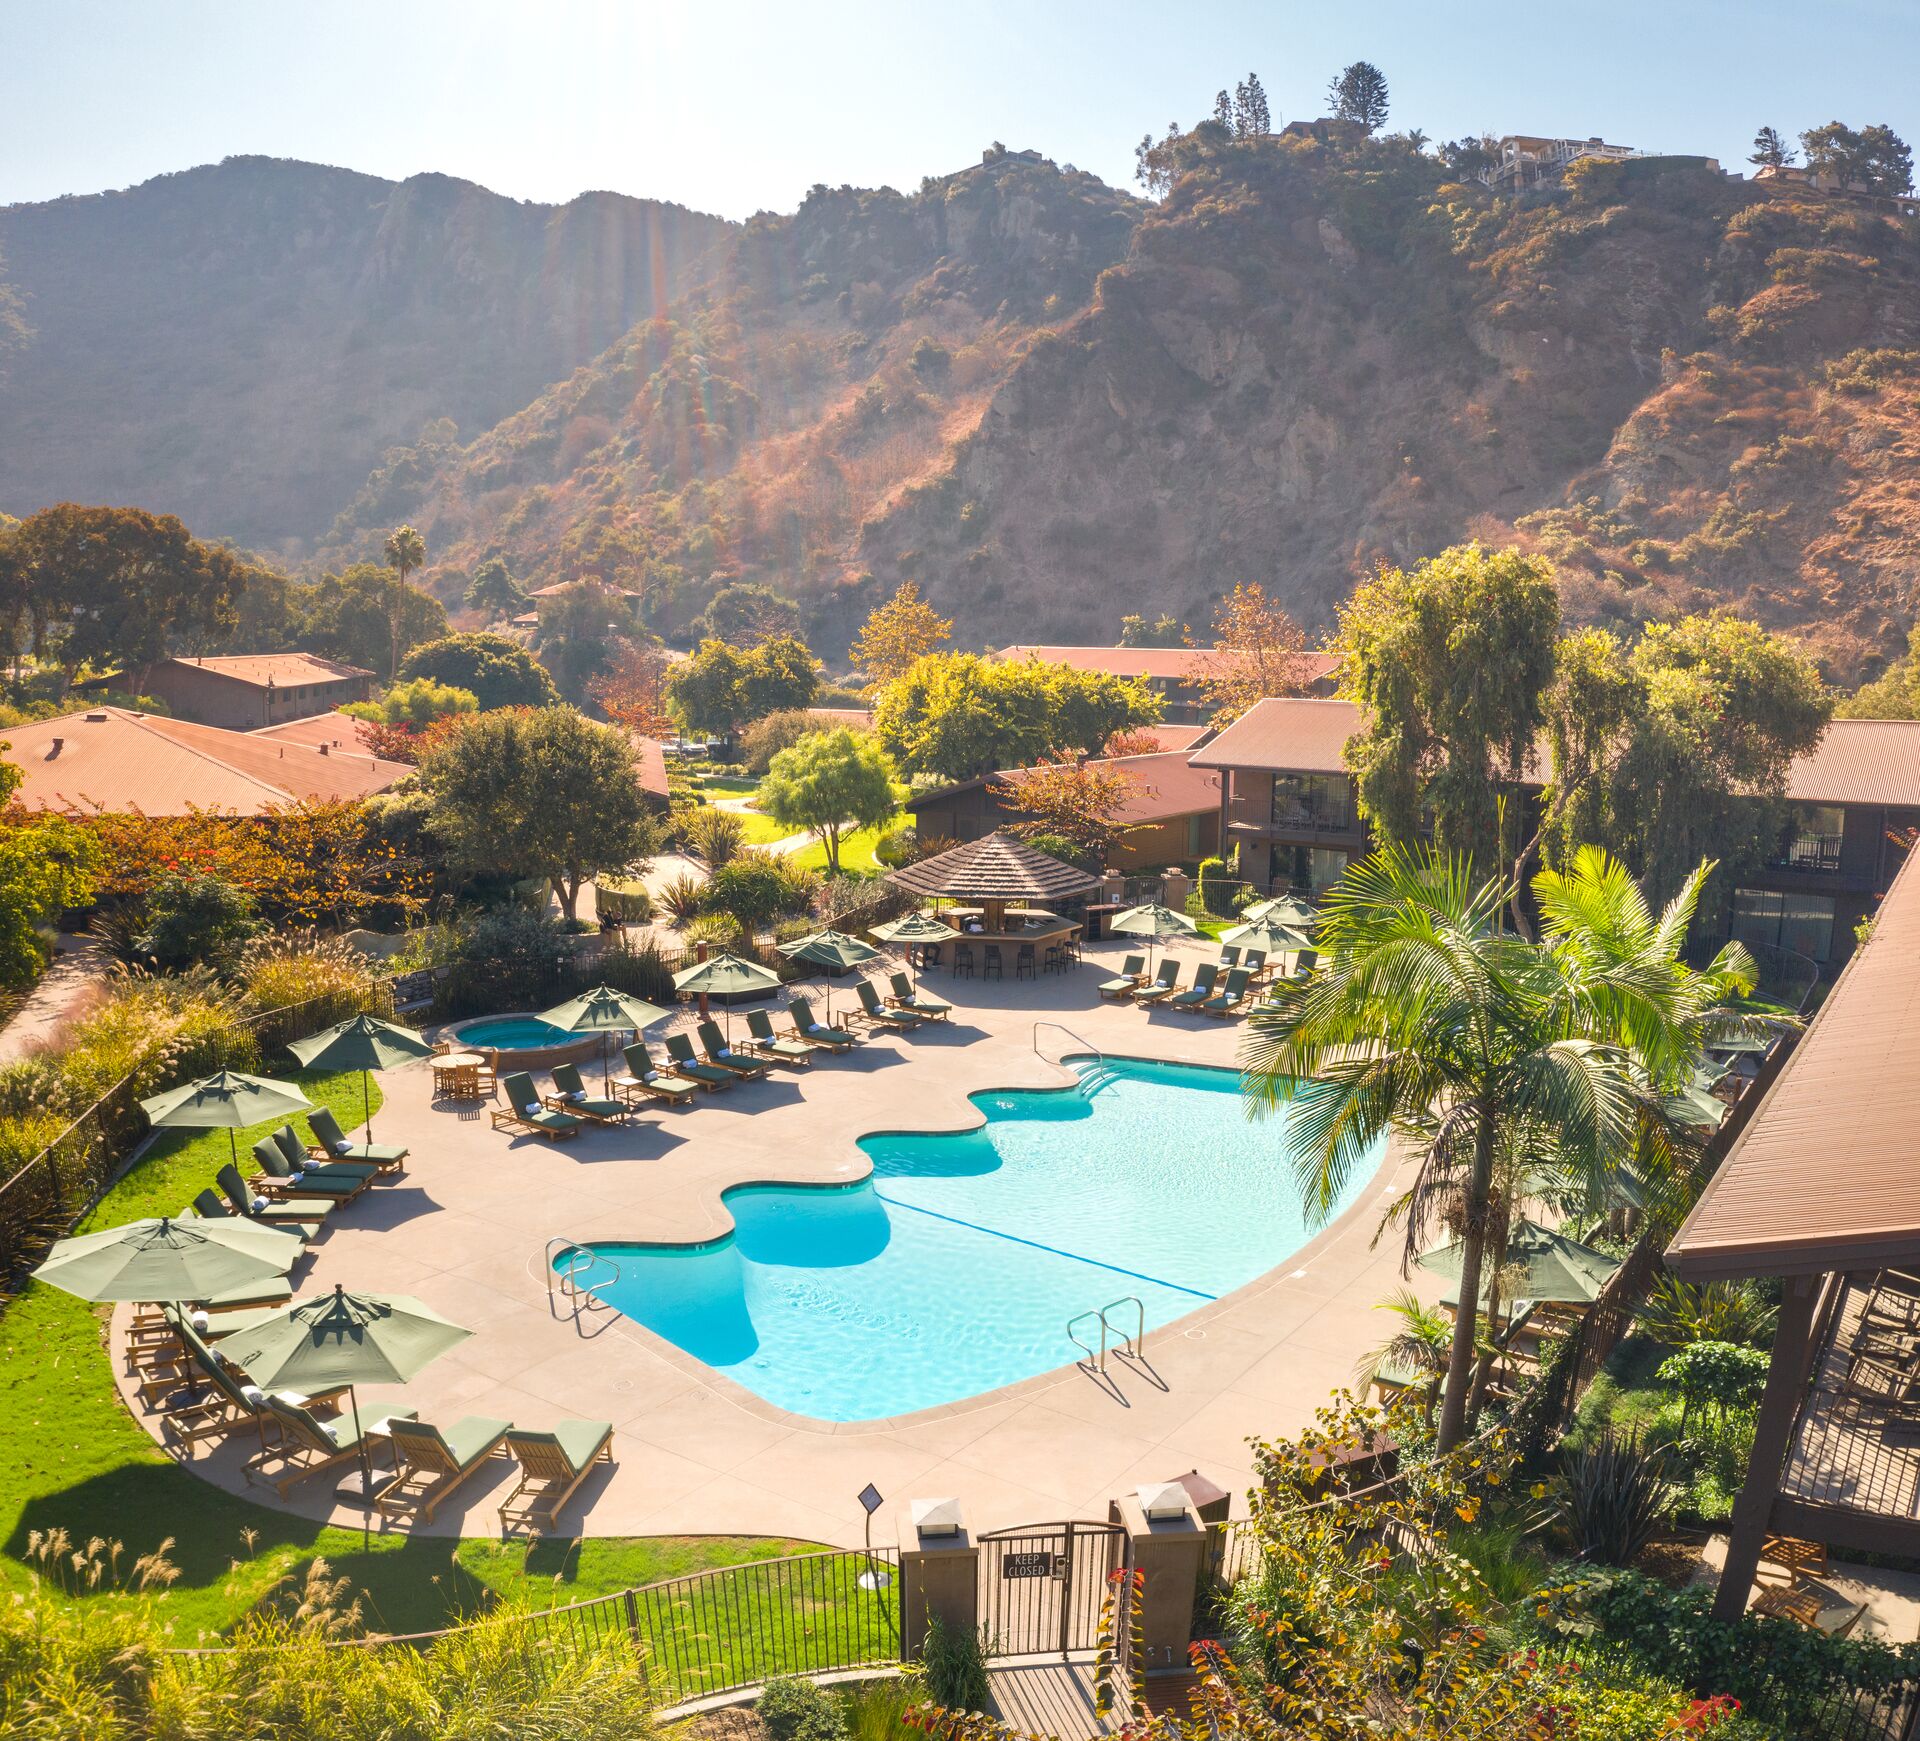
(1354, 1288, 1452, 1423)
(383, 524, 427, 680)
(1244, 843, 1771, 1451)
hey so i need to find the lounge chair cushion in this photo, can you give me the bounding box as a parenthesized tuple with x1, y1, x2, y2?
(535, 1418, 615, 1472)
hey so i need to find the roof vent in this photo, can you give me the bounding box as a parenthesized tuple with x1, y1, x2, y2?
(319, 742, 329, 755)
(84, 711, 108, 722)
(46, 738, 63, 758)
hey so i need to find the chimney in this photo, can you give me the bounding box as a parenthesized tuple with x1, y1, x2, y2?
(319, 742, 329, 755)
(47, 738, 63, 758)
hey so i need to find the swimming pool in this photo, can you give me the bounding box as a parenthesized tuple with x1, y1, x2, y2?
(564, 1057, 1379, 1422)
(457, 1015, 577, 1050)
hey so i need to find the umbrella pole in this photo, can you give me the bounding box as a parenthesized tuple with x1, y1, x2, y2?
(363, 1068, 374, 1143)
(228, 1127, 239, 1169)
(352, 1381, 372, 1552)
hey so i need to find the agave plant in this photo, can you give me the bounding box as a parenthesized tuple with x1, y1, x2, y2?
(1560, 1430, 1679, 1567)
(656, 871, 708, 925)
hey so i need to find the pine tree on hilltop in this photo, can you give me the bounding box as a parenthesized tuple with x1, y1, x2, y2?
(1233, 73, 1271, 138)
(1750, 125, 1794, 169)
(1213, 90, 1234, 131)
(1327, 61, 1390, 133)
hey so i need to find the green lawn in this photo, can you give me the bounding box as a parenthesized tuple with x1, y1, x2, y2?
(787, 814, 905, 876)
(697, 776, 760, 799)
(0, 1067, 819, 1640)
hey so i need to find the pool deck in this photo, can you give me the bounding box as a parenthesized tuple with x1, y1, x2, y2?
(112, 939, 1437, 1547)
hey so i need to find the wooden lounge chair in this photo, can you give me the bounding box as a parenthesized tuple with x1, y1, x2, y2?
(696, 1019, 771, 1078)
(543, 1062, 628, 1123)
(789, 998, 856, 1050)
(854, 980, 924, 1030)
(190, 1186, 312, 1252)
(307, 1106, 408, 1172)
(1242, 949, 1268, 981)
(1166, 963, 1220, 1009)
(1098, 955, 1147, 1000)
(1200, 967, 1254, 1018)
(1131, 960, 1181, 1004)
(375, 1416, 513, 1523)
(1836, 1351, 1920, 1420)
(272, 1124, 377, 1185)
(247, 1396, 419, 1499)
(886, 972, 952, 1020)
(1286, 948, 1320, 985)
(497, 1420, 615, 1539)
(492, 1071, 583, 1140)
(249, 1138, 371, 1202)
(217, 1164, 333, 1234)
(663, 1032, 738, 1089)
(744, 1008, 818, 1067)
(155, 1311, 348, 1457)
(612, 1041, 699, 1105)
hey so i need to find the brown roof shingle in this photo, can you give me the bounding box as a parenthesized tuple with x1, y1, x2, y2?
(886, 832, 1104, 903)
(995, 644, 1344, 687)
(1785, 718, 1920, 807)
(159, 653, 375, 691)
(1189, 697, 1363, 773)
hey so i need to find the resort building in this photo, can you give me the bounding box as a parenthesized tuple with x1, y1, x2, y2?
(991, 644, 1343, 723)
(136, 652, 376, 730)
(1487, 133, 1639, 189)
(1190, 698, 1920, 965)
(0, 705, 410, 814)
(1668, 841, 1920, 1618)
(909, 750, 1222, 870)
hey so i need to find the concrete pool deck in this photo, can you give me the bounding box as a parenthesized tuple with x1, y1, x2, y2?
(112, 939, 1437, 1547)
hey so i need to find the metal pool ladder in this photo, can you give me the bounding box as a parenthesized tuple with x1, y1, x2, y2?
(544, 1236, 619, 1317)
(1068, 1296, 1147, 1375)
(1032, 1021, 1115, 1097)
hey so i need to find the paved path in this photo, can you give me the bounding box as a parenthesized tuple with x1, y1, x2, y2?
(712, 792, 814, 856)
(0, 936, 105, 1062)
(112, 940, 1433, 1549)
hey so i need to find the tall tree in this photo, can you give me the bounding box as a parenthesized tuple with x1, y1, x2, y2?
(695, 581, 801, 646)
(535, 580, 640, 702)
(995, 757, 1140, 867)
(1212, 90, 1234, 132)
(1861, 123, 1915, 195)
(398, 631, 560, 711)
(465, 556, 525, 619)
(758, 728, 897, 876)
(666, 634, 822, 740)
(420, 707, 656, 922)
(1340, 544, 1559, 874)
(1326, 61, 1390, 133)
(1198, 582, 1315, 725)
(382, 524, 427, 680)
(588, 641, 676, 739)
(1839, 623, 1920, 720)
(1245, 844, 1761, 1450)
(1749, 125, 1794, 169)
(1801, 120, 1867, 187)
(304, 565, 448, 676)
(1232, 73, 1271, 137)
(850, 581, 953, 694)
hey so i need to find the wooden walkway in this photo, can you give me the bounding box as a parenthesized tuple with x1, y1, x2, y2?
(1783, 1280, 1920, 1522)
(987, 1659, 1200, 1736)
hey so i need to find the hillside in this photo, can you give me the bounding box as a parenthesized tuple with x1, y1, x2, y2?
(0, 157, 733, 547)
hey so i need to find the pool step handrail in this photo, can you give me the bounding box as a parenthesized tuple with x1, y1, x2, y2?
(1032, 1021, 1109, 1096)
(1068, 1306, 1111, 1374)
(1068, 1296, 1148, 1376)
(544, 1236, 619, 1316)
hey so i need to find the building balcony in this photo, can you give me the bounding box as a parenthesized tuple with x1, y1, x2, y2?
(1771, 834, 1846, 875)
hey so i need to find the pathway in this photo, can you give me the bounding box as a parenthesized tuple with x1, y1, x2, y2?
(712, 792, 815, 856)
(0, 936, 105, 1063)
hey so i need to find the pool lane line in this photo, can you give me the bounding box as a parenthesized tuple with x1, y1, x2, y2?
(873, 1191, 1218, 1303)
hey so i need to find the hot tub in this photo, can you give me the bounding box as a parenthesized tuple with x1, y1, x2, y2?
(447, 1014, 604, 1073)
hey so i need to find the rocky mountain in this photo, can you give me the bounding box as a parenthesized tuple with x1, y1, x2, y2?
(0, 157, 733, 548)
(6, 140, 1919, 677)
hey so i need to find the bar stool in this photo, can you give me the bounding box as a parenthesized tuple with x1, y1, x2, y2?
(983, 944, 1003, 981)
(1043, 943, 1067, 974)
(953, 942, 975, 978)
(1015, 943, 1036, 980)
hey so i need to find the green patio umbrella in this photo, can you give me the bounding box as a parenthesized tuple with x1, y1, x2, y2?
(30, 1215, 297, 1304)
(779, 929, 881, 1023)
(1110, 900, 1199, 975)
(287, 1014, 435, 1143)
(539, 985, 672, 1092)
(871, 910, 959, 990)
(1418, 1217, 1622, 1306)
(1219, 916, 1315, 958)
(139, 1069, 314, 1169)
(221, 1283, 474, 1522)
(1242, 893, 1320, 929)
(673, 950, 783, 1041)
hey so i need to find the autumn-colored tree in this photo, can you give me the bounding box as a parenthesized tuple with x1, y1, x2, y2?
(351, 707, 484, 766)
(1197, 583, 1316, 725)
(1101, 726, 1166, 758)
(382, 524, 427, 679)
(850, 582, 953, 695)
(996, 757, 1141, 868)
(588, 642, 676, 739)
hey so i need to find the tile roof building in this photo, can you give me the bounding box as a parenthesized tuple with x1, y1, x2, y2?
(1, 707, 409, 816)
(991, 644, 1343, 722)
(137, 654, 376, 731)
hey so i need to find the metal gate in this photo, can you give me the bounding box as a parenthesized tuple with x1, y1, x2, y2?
(977, 1520, 1127, 1657)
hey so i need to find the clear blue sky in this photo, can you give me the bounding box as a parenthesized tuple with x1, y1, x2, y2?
(4, 0, 1915, 218)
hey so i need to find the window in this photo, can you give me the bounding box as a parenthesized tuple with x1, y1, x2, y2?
(1771, 804, 1845, 874)
(1270, 772, 1350, 833)
(1731, 888, 1836, 963)
(1273, 843, 1349, 893)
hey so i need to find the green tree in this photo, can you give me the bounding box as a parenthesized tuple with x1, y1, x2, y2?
(1118, 612, 1183, 648)
(344, 676, 477, 727)
(12, 504, 248, 690)
(1340, 544, 1559, 873)
(304, 565, 448, 676)
(420, 708, 657, 922)
(667, 635, 822, 739)
(135, 872, 262, 974)
(758, 729, 897, 875)
(1839, 624, 1920, 719)
(1861, 123, 1915, 195)
(1326, 61, 1390, 133)
(849, 581, 952, 694)
(1232, 72, 1271, 137)
(1245, 843, 1761, 1450)
(397, 632, 560, 710)
(465, 556, 525, 619)
(0, 765, 100, 988)
(695, 581, 801, 647)
(535, 581, 640, 702)
(874, 653, 1160, 782)
(1750, 125, 1794, 169)
(382, 524, 427, 679)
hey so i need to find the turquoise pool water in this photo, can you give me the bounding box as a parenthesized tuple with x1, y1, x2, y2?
(566, 1057, 1378, 1422)
(457, 1015, 577, 1050)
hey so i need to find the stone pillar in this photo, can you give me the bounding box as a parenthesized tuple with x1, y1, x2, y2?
(1161, 868, 1194, 913)
(1115, 1487, 1208, 1672)
(898, 1498, 978, 1658)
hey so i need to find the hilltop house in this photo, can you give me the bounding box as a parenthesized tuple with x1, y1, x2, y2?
(1487, 134, 1639, 189)
(137, 653, 375, 730)
(1191, 697, 1920, 968)
(992, 644, 1343, 724)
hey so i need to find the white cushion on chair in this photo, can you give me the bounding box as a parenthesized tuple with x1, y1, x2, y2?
(522, 1102, 541, 1118)
(330, 1140, 351, 1157)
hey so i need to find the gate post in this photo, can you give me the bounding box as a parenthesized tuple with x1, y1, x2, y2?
(898, 1498, 978, 1660)
(1116, 1485, 1206, 1670)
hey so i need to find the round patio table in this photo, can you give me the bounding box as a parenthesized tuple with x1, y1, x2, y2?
(431, 1051, 488, 1100)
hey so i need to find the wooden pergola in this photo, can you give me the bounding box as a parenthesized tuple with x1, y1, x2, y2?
(886, 832, 1103, 954)
(1667, 845, 1920, 1618)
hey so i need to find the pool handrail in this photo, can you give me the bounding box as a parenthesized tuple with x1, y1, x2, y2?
(545, 1236, 620, 1317)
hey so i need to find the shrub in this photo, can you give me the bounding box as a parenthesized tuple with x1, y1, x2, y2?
(656, 871, 707, 925)
(595, 880, 654, 924)
(135, 872, 262, 974)
(432, 908, 572, 1017)
(1655, 1341, 1768, 1435)
(758, 1675, 851, 1741)
(592, 930, 678, 1004)
(920, 1612, 989, 1712)
(685, 806, 747, 869)
(1561, 1431, 1679, 1567)
(872, 824, 917, 868)
(705, 851, 804, 932)
(740, 708, 827, 776)
(234, 930, 390, 1027)
(1638, 1273, 1777, 1349)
